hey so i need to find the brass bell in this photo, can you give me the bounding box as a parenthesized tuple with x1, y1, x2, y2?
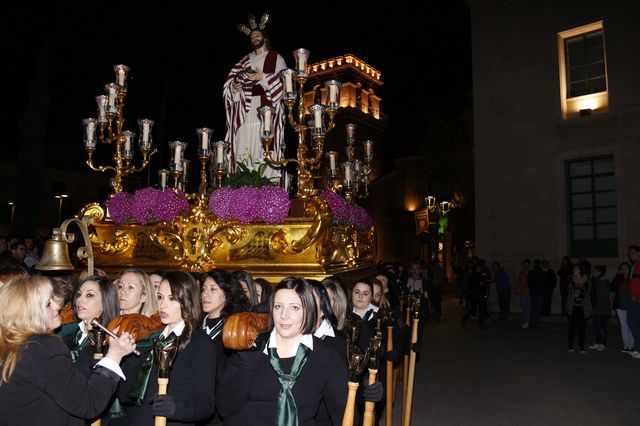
(34, 228, 74, 271)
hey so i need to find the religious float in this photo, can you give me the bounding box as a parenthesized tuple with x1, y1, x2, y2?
(67, 50, 377, 282)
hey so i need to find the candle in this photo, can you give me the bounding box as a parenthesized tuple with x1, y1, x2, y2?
(202, 132, 209, 150)
(160, 172, 167, 189)
(346, 124, 355, 140)
(297, 57, 306, 72)
(98, 102, 106, 119)
(263, 109, 272, 132)
(313, 108, 322, 129)
(108, 87, 116, 108)
(345, 165, 352, 183)
(142, 122, 150, 142)
(182, 160, 189, 178)
(329, 153, 336, 171)
(87, 122, 95, 142)
(117, 69, 125, 86)
(124, 136, 131, 152)
(329, 84, 337, 104)
(175, 146, 182, 170)
(216, 143, 224, 165)
(365, 141, 373, 157)
(284, 72, 293, 92)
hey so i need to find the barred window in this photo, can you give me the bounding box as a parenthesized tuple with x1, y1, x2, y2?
(567, 156, 617, 257)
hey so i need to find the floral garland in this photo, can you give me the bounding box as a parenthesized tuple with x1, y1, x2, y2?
(106, 188, 189, 225)
(321, 191, 372, 230)
(208, 185, 291, 225)
(105, 186, 371, 230)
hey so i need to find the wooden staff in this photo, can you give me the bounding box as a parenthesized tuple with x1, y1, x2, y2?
(402, 302, 420, 426)
(363, 368, 378, 426)
(386, 323, 394, 426)
(153, 338, 179, 426)
(343, 381, 360, 426)
(342, 350, 367, 426)
(363, 334, 382, 426)
(401, 301, 411, 416)
(89, 326, 106, 426)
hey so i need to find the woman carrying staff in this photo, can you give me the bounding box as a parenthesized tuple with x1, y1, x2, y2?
(67, 276, 120, 369)
(218, 277, 348, 425)
(117, 269, 158, 317)
(121, 271, 216, 425)
(0, 276, 136, 425)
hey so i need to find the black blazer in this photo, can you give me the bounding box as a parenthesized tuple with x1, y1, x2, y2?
(0, 334, 120, 426)
(120, 329, 217, 426)
(218, 336, 348, 426)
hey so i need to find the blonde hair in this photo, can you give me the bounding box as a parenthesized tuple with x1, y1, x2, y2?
(0, 276, 53, 384)
(321, 276, 349, 332)
(119, 269, 158, 317)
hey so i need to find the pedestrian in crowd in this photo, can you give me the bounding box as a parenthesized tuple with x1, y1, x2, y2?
(567, 264, 592, 353)
(491, 262, 511, 324)
(516, 259, 531, 328)
(589, 265, 611, 351)
(610, 262, 634, 352)
(527, 260, 546, 329)
(462, 263, 489, 329)
(557, 256, 573, 316)
(626, 245, 640, 359)
(541, 259, 557, 316)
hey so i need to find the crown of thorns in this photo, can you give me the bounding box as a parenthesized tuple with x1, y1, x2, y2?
(237, 12, 269, 36)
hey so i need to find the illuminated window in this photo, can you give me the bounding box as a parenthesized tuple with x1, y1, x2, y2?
(558, 21, 608, 119)
(566, 156, 617, 257)
(565, 30, 606, 98)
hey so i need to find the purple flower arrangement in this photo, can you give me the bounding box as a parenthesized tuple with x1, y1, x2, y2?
(106, 188, 189, 225)
(321, 191, 373, 230)
(208, 185, 291, 225)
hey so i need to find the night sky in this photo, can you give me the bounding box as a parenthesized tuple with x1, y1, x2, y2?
(5, 1, 471, 166)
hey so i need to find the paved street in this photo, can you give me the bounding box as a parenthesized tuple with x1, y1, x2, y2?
(389, 298, 640, 425)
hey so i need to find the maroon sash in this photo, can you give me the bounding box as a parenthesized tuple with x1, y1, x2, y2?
(251, 50, 278, 106)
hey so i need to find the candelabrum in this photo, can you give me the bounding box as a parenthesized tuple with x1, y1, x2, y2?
(82, 64, 155, 196)
(326, 123, 374, 202)
(259, 48, 340, 198)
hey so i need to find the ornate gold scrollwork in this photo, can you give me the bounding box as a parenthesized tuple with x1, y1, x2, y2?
(270, 196, 332, 256)
(94, 229, 131, 255)
(152, 200, 246, 272)
(77, 202, 105, 222)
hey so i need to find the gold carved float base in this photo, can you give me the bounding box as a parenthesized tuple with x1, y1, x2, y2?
(80, 196, 376, 283)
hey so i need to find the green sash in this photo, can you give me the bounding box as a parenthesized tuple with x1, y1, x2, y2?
(70, 328, 89, 364)
(268, 344, 311, 426)
(128, 332, 177, 405)
(204, 318, 224, 340)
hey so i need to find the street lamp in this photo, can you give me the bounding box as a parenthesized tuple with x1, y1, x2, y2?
(55, 194, 69, 225)
(8, 202, 15, 225)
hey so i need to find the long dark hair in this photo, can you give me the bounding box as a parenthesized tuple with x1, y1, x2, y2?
(233, 270, 259, 306)
(201, 269, 249, 318)
(268, 277, 317, 335)
(254, 278, 273, 304)
(163, 271, 201, 350)
(76, 275, 118, 326)
(308, 279, 338, 329)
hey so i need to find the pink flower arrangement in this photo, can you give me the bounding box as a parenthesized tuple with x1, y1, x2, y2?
(208, 185, 291, 225)
(106, 188, 189, 225)
(321, 191, 373, 230)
